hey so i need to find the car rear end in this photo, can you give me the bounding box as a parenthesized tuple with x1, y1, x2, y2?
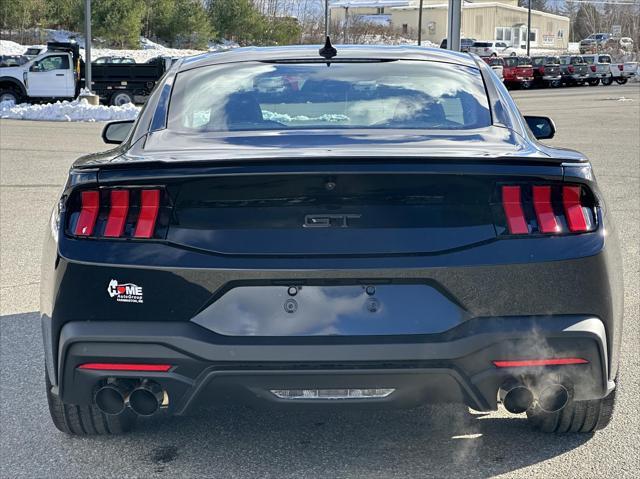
(584, 55, 611, 81)
(470, 42, 493, 57)
(41, 49, 622, 434)
(43, 155, 621, 417)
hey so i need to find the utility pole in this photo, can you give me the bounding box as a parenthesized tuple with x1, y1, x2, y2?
(84, 0, 92, 94)
(417, 0, 424, 46)
(527, 0, 532, 56)
(447, 0, 461, 51)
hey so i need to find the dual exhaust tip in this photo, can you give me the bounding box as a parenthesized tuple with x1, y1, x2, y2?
(499, 379, 570, 414)
(95, 380, 164, 416)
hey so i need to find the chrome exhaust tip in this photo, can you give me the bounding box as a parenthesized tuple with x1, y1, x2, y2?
(128, 381, 164, 416)
(499, 379, 534, 414)
(538, 383, 570, 413)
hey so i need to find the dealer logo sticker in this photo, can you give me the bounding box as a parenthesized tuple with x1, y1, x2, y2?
(107, 279, 144, 304)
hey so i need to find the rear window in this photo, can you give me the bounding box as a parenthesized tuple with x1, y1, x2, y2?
(167, 61, 492, 132)
(532, 57, 545, 66)
(504, 57, 518, 67)
(546, 56, 560, 64)
(571, 56, 585, 64)
(518, 57, 532, 66)
(583, 56, 595, 64)
(473, 42, 491, 47)
(599, 55, 611, 63)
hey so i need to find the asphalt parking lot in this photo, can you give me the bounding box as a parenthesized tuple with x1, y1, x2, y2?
(1, 83, 639, 478)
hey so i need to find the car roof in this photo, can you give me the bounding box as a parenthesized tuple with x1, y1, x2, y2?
(178, 44, 478, 71)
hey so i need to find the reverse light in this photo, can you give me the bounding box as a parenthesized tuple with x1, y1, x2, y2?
(78, 363, 172, 372)
(493, 358, 589, 368)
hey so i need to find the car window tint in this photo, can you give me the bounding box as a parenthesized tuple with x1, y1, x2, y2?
(168, 61, 492, 132)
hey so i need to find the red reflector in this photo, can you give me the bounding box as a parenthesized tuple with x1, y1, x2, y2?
(78, 363, 172, 372)
(134, 189, 160, 238)
(493, 358, 588, 368)
(74, 190, 100, 236)
(502, 186, 528, 234)
(563, 186, 588, 232)
(532, 186, 560, 233)
(104, 190, 130, 237)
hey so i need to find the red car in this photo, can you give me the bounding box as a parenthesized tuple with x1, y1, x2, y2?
(503, 56, 534, 89)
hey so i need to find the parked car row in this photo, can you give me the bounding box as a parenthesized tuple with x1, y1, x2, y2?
(483, 54, 637, 89)
(579, 33, 635, 54)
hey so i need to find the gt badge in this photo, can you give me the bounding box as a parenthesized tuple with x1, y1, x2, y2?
(107, 279, 144, 304)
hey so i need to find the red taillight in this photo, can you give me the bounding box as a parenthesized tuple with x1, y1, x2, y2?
(69, 188, 166, 239)
(568, 65, 575, 73)
(539, 66, 545, 74)
(74, 190, 100, 236)
(499, 183, 595, 236)
(502, 186, 528, 234)
(532, 186, 560, 233)
(618, 64, 624, 71)
(493, 358, 588, 368)
(563, 185, 589, 232)
(78, 363, 172, 372)
(590, 65, 596, 72)
(134, 189, 160, 238)
(104, 190, 130, 237)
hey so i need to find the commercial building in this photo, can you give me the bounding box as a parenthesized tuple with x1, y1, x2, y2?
(330, 0, 570, 50)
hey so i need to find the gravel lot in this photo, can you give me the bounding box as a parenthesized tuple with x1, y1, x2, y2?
(1, 84, 639, 478)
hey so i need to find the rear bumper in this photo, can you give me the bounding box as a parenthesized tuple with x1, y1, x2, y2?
(57, 315, 611, 413)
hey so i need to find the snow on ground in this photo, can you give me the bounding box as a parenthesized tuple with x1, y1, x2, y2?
(0, 40, 25, 55)
(0, 98, 140, 122)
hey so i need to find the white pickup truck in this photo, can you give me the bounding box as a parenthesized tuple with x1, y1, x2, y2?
(582, 54, 638, 86)
(0, 42, 169, 105)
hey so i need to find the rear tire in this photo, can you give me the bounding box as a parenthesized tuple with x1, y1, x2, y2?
(601, 75, 614, 86)
(110, 91, 134, 106)
(588, 79, 600, 86)
(46, 374, 136, 435)
(526, 386, 616, 433)
(615, 77, 628, 85)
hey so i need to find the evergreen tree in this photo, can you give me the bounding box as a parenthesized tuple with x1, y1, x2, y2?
(92, 0, 145, 48)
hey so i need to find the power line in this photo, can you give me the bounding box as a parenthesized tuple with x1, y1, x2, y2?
(563, 0, 639, 4)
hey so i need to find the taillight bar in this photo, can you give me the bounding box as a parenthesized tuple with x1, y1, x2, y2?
(134, 189, 160, 238)
(74, 190, 100, 236)
(104, 190, 130, 237)
(532, 185, 560, 233)
(563, 186, 589, 232)
(78, 363, 172, 372)
(499, 184, 595, 236)
(502, 186, 528, 234)
(493, 358, 588, 368)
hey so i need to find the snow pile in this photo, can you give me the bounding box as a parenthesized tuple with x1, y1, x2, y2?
(0, 98, 140, 122)
(0, 40, 25, 55)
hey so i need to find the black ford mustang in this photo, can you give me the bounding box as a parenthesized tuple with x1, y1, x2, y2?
(41, 44, 623, 435)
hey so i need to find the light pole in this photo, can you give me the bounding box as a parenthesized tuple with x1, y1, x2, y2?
(417, 0, 424, 46)
(527, 0, 532, 56)
(447, 0, 461, 51)
(84, 0, 92, 94)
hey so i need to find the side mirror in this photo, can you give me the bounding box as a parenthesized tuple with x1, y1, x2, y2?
(524, 115, 556, 140)
(29, 64, 40, 72)
(102, 119, 134, 144)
